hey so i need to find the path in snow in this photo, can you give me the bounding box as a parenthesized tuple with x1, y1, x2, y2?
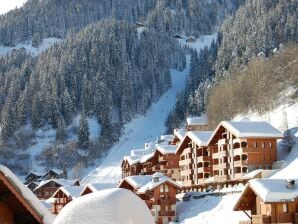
(82, 56, 190, 184)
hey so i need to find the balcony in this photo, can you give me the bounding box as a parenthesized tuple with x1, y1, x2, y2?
(197, 156, 211, 163)
(213, 151, 227, 159)
(252, 215, 270, 224)
(179, 158, 193, 166)
(159, 210, 175, 216)
(197, 167, 211, 173)
(218, 138, 228, 145)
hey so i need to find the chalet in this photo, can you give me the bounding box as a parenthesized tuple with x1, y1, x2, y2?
(42, 168, 64, 180)
(27, 181, 40, 191)
(153, 145, 180, 181)
(186, 36, 196, 43)
(80, 183, 116, 196)
(186, 115, 208, 131)
(24, 171, 43, 184)
(207, 121, 283, 184)
(33, 178, 80, 200)
(234, 179, 298, 224)
(0, 165, 54, 224)
(176, 131, 213, 190)
(119, 172, 181, 224)
(49, 185, 85, 214)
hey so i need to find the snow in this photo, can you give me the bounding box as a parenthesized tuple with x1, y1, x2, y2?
(176, 193, 249, 224)
(34, 179, 79, 192)
(0, 38, 62, 57)
(186, 115, 208, 126)
(0, 0, 27, 15)
(178, 33, 217, 52)
(57, 185, 85, 199)
(138, 172, 181, 193)
(53, 188, 155, 224)
(81, 183, 117, 195)
(242, 169, 274, 179)
(249, 178, 298, 202)
(121, 175, 153, 189)
(221, 121, 283, 138)
(0, 165, 55, 224)
(70, 115, 101, 140)
(270, 158, 298, 179)
(156, 145, 177, 154)
(174, 128, 186, 141)
(186, 131, 213, 147)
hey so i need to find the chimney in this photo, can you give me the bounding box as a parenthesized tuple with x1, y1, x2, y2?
(152, 173, 160, 183)
(286, 179, 295, 189)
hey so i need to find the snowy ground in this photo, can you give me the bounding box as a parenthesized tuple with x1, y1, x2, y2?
(0, 37, 62, 57)
(176, 193, 249, 224)
(0, 0, 28, 15)
(178, 34, 218, 52)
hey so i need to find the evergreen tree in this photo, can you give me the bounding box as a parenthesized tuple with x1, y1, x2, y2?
(78, 113, 89, 149)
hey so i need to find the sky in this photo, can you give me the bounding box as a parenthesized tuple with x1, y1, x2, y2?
(0, 0, 28, 15)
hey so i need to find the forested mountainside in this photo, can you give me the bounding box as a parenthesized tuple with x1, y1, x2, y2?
(166, 0, 298, 131)
(0, 0, 244, 47)
(0, 0, 156, 46)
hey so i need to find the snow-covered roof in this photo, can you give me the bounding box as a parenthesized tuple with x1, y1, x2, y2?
(55, 185, 85, 199)
(130, 147, 155, 157)
(222, 121, 283, 138)
(123, 155, 142, 165)
(81, 182, 117, 195)
(120, 175, 153, 189)
(187, 115, 208, 126)
(53, 188, 155, 224)
(187, 131, 213, 147)
(140, 152, 155, 163)
(160, 135, 174, 143)
(138, 172, 181, 193)
(249, 178, 298, 202)
(174, 128, 186, 141)
(34, 178, 79, 191)
(25, 171, 44, 179)
(0, 165, 55, 224)
(156, 145, 177, 154)
(44, 168, 63, 176)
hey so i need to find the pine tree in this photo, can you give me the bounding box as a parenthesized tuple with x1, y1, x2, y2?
(78, 113, 89, 149)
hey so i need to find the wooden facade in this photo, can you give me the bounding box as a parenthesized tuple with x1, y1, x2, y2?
(234, 179, 298, 224)
(118, 173, 181, 224)
(34, 179, 80, 200)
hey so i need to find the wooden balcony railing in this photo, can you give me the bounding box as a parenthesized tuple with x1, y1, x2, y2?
(158, 210, 175, 216)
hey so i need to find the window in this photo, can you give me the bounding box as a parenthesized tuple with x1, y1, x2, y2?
(160, 186, 164, 192)
(269, 142, 272, 148)
(262, 142, 265, 148)
(253, 142, 258, 148)
(283, 204, 288, 213)
(165, 185, 169, 192)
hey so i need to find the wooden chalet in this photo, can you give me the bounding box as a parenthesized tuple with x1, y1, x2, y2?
(24, 171, 43, 184)
(176, 131, 214, 191)
(234, 179, 298, 224)
(42, 168, 64, 180)
(27, 181, 40, 191)
(121, 155, 144, 178)
(153, 145, 180, 181)
(119, 172, 181, 224)
(0, 165, 54, 224)
(207, 121, 283, 184)
(186, 116, 208, 131)
(33, 178, 80, 200)
(49, 185, 85, 214)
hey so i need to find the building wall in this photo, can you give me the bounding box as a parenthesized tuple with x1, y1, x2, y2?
(0, 202, 13, 224)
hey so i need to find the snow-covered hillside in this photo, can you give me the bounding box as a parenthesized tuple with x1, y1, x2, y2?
(0, 37, 62, 57)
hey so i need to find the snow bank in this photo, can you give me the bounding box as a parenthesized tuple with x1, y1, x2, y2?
(53, 188, 154, 224)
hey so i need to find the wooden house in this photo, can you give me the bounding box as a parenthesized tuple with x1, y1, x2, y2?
(234, 179, 298, 224)
(24, 171, 43, 184)
(0, 165, 54, 224)
(33, 178, 80, 200)
(176, 131, 213, 190)
(121, 155, 144, 178)
(49, 185, 85, 214)
(27, 181, 40, 191)
(186, 115, 208, 131)
(42, 168, 64, 180)
(80, 183, 116, 196)
(119, 172, 181, 224)
(207, 121, 283, 184)
(153, 145, 180, 181)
